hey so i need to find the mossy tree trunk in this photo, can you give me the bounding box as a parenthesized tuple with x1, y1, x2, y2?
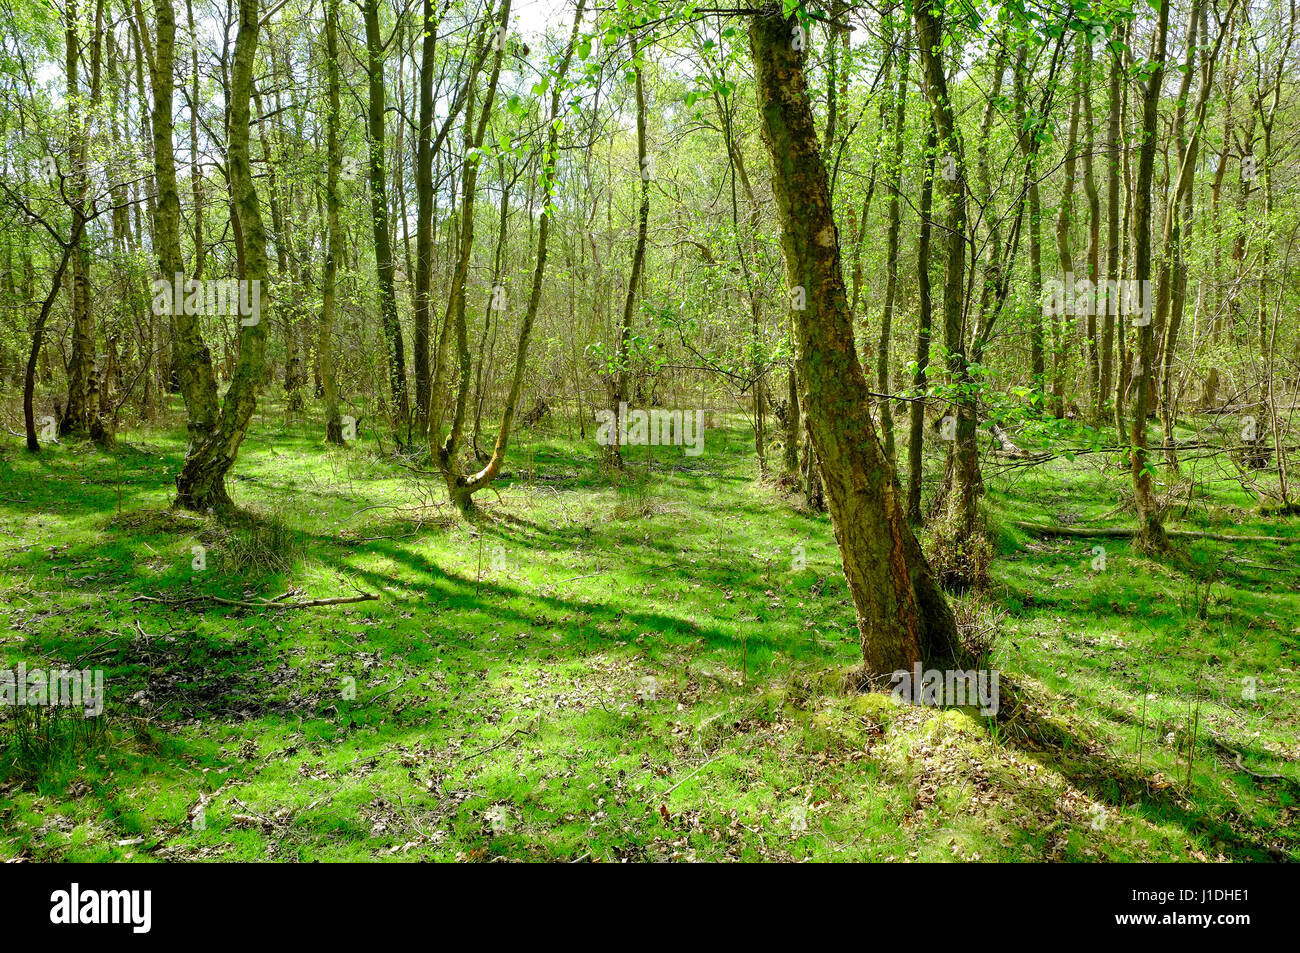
(363, 0, 411, 443)
(906, 125, 936, 525)
(172, 0, 269, 510)
(1099, 25, 1122, 424)
(144, 0, 219, 453)
(1129, 0, 1170, 552)
(749, 5, 960, 677)
(877, 12, 909, 466)
(61, 0, 109, 443)
(607, 30, 651, 468)
(320, 0, 344, 444)
(916, 0, 980, 584)
(433, 0, 510, 504)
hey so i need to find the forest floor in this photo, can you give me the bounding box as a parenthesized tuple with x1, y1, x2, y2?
(1, 400, 1297, 861)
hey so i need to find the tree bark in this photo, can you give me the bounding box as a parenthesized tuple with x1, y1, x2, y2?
(363, 0, 411, 443)
(1099, 23, 1122, 424)
(1129, 0, 1171, 552)
(608, 30, 651, 467)
(916, 0, 980, 584)
(433, 0, 511, 493)
(444, 0, 585, 511)
(172, 0, 270, 509)
(750, 5, 960, 677)
(906, 124, 936, 525)
(320, 0, 344, 444)
(144, 0, 219, 449)
(877, 14, 910, 465)
(60, 0, 108, 443)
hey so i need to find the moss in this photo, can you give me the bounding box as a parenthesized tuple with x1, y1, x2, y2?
(844, 692, 898, 725)
(923, 708, 980, 736)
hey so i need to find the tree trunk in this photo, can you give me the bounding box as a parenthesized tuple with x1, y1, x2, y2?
(433, 0, 511, 500)
(363, 0, 411, 443)
(1053, 40, 1081, 421)
(608, 30, 651, 468)
(750, 4, 960, 677)
(320, 0, 344, 444)
(1099, 23, 1122, 424)
(877, 13, 909, 465)
(144, 0, 219, 450)
(413, 0, 437, 434)
(917, 0, 980, 584)
(906, 125, 936, 525)
(172, 0, 270, 510)
(1014, 46, 1046, 398)
(1129, 0, 1170, 552)
(783, 364, 800, 473)
(61, 0, 108, 443)
(444, 0, 585, 512)
(1081, 38, 1101, 416)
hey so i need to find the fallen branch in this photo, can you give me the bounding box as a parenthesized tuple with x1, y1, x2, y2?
(133, 592, 380, 609)
(990, 421, 1031, 458)
(1013, 522, 1300, 545)
(1211, 737, 1285, 780)
(650, 756, 721, 802)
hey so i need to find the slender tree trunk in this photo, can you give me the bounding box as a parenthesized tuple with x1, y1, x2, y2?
(917, 0, 980, 584)
(1161, 0, 1235, 467)
(413, 0, 437, 433)
(321, 0, 343, 444)
(61, 0, 108, 442)
(783, 364, 800, 473)
(1014, 46, 1045, 399)
(608, 30, 651, 467)
(25, 240, 79, 451)
(906, 125, 936, 525)
(186, 0, 203, 281)
(1129, 0, 1171, 552)
(144, 0, 219, 449)
(444, 0, 585, 511)
(750, 4, 960, 676)
(1053, 40, 1081, 421)
(363, 0, 411, 443)
(172, 0, 270, 509)
(1081, 38, 1101, 416)
(877, 15, 910, 464)
(1099, 23, 1122, 424)
(434, 0, 511, 496)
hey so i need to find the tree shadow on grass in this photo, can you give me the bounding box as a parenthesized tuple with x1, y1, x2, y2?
(989, 675, 1292, 861)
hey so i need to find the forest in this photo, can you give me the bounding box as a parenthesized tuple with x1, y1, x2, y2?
(0, 0, 1297, 866)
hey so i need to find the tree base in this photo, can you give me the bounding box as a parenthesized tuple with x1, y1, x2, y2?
(173, 472, 232, 513)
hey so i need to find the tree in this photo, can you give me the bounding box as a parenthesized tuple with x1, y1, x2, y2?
(916, 0, 979, 585)
(171, 0, 270, 510)
(439, 0, 587, 512)
(320, 0, 344, 445)
(1128, 0, 1171, 552)
(362, 0, 411, 442)
(431, 0, 511, 489)
(749, 3, 960, 677)
(60, 0, 108, 443)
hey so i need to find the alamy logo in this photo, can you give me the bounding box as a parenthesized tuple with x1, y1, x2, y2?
(151, 273, 263, 326)
(889, 663, 1000, 716)
(50, 883, 151, 933)
(1, 663, 103, 717)
(1042, 273, 1153, 325)
(595, 403, 705, 456)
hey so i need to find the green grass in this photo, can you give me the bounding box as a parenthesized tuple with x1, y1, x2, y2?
(1, 398, 1297, 862)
